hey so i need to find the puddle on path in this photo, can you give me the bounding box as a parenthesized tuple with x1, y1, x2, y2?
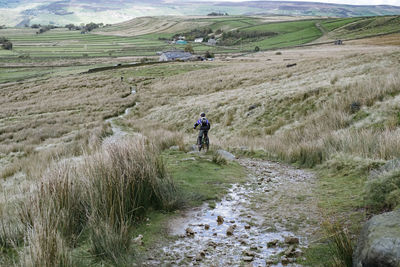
(146, 159, 318, 266)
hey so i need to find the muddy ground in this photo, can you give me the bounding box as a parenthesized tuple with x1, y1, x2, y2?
(144, 157, 322, 266)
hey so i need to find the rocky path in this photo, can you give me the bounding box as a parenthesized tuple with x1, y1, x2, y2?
(145, 158, 321, 266)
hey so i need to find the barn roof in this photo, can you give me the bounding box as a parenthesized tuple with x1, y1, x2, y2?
(162, 51, 192, 60)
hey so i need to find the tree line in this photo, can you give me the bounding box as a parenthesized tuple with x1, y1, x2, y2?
(218, 30, 277, 46)
(0, 37, 12, 50)
(26, 22, 106, 34)
(65, 22, 107, 33)
(172, 28, 213, 41)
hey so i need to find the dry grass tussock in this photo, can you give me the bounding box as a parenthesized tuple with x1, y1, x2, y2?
(130, 45, 400, 166)
(0, 72, 134, 178)
(119, 117, 186, 151)
(9, 137, 179, 265)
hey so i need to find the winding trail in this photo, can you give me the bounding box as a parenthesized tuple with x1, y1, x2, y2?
(101, 92, 321, 266)
(145, 158, 321, 266)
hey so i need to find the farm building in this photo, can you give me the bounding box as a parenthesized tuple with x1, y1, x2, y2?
(194, 38, 204, 43)
(176, 40, 188, 45)
(159, 51, 193, 62)
(208, 39, 217, 45)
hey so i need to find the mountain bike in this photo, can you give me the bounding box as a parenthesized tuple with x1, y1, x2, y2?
(198, 135, 209, 152)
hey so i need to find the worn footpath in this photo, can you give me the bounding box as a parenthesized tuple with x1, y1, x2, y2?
(145, 158, 322, 266)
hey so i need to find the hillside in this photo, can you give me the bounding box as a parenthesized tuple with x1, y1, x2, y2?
(0, 14, 400, 266)
(1, 0, 400, 27)
(1, 15, 399, 85)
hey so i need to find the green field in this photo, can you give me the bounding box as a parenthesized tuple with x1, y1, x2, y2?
(1, 16, 399, 61)
(321, 17, 363, 31)
(0, 15, 399, 85)
(240, 19, 323, 49)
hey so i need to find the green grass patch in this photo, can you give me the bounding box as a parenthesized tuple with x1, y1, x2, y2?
(162, 149, 246, 206)
(315, 154, 382, 226)
(329, 16, 400, 40)
(301, 153, 384, 265)
(321, 17, 363, 31)
(239, 19, 323, 50)
(126, 149, 246, 260)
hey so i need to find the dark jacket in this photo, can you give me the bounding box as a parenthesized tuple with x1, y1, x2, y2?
(194, 117, 210, 131)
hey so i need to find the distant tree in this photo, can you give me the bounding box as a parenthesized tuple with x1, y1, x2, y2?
(207, 12, 228, 16)
(254, 46, 260, 52)
(84, 22, 99, 32)
(0, 25, 5, 29)
(31, 24, 41, 29)
(0, 37, 12, 50)
(65, 23, 75, 30)
(184, 44, 194, 54)
(140, 57, 149, 63)
(2, 41, 12, 50)
(204, 51, 214, 59)
(0, 37, 8, 43)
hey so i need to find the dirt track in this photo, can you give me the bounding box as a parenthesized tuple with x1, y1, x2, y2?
(145, 157, 321, 266)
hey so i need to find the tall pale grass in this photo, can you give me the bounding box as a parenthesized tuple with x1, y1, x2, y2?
(16, 137, 179, 265)
(242, 71, 400, 167)
(84, 139, 178, 228)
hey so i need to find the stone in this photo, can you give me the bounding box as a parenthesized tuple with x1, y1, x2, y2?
(227, 225, 235, 236)
(182, 157, 196, 161)
(217, 215, 224, 224)
(284, 245, 295, 257)
(204, 224, 210, 230)
(185, 227, 195, 237)
(267, 239, 279, 248)
(195, 252, 204, 261)
(250, 245, 258, 251)
(284, 236, 299, 245)
(133, 234, 144, 246)
(217, 150, 236, 161)
(208, 241, 217, 248)
(244, 250, 256, 257)
(243, 256, 254, 262)
(294, 248, 303, 257)
(245, 225, 251, 229)
(281, 256, 289, 265)
(353, 209, 400, 267)
(248, 104, 259, 111)
(266, 259, 274, 265)
(169, 146, 179, 150)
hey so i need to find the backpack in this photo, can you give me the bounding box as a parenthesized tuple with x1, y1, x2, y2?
(201, 117, 208, 127)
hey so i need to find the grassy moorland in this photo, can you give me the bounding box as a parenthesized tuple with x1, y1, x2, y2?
(1, 15, 399, 63)
(117, 38, 400, 263)
(0, 15, 400, 266)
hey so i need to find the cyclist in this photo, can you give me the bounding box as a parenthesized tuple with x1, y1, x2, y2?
(193, 112, 210, 151)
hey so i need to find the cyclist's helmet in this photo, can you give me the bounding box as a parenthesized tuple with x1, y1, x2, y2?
(200, 112, 206, 117)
